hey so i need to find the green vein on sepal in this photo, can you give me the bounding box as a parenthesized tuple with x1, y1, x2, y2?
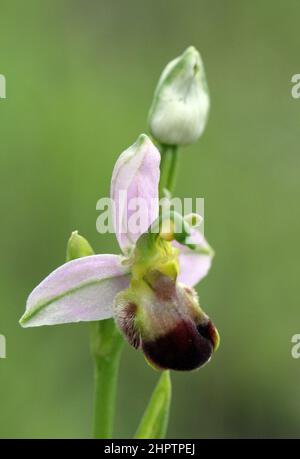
(19, 275, 126, 326)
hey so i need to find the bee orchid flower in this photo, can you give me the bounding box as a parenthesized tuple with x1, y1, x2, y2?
(20, 134, 218, 371)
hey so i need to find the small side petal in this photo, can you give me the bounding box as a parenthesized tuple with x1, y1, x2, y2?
(111, 134, 160, 254)
(20, 254, 130, 327)
(176, 230, 214, 287)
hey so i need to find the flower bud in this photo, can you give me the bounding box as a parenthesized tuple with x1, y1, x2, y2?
(66, 231, 94, 261)
(148, 46, 210, 146)
(114, 271, 219, 371)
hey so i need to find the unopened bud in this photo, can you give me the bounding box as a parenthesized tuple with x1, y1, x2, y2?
(66, 231, 94, 261)
(149, 46, 210, 146)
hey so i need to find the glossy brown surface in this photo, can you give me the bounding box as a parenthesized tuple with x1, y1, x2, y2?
(142, 319, 214, 371)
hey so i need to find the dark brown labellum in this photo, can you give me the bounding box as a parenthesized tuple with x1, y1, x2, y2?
(142, 318, 214, 371)
(114, 272, 219, 372)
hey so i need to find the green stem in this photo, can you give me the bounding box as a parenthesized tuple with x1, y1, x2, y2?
(166, 146, 178, 193)
(65, 233, 123, 439)
(159, 145, 179, 197)
(90, 319, 123, 439)
(159, 144, 170, 197)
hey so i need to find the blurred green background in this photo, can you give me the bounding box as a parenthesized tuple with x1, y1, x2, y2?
(1, 0, 300, 438)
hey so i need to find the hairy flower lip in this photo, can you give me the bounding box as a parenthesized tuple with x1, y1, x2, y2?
(114, 271, 219, 372)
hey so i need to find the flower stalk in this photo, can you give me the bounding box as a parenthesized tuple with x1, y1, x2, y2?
(166, 146, 178, 193)
(66, 232, 123, 439)
(158, 145, 179, 197)
(90, 319, 123, 439)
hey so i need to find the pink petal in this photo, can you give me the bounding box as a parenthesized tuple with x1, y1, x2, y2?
(176, 230, 214, 287)
(20, 254, 130, 327)
(111, 134, 160, 253)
